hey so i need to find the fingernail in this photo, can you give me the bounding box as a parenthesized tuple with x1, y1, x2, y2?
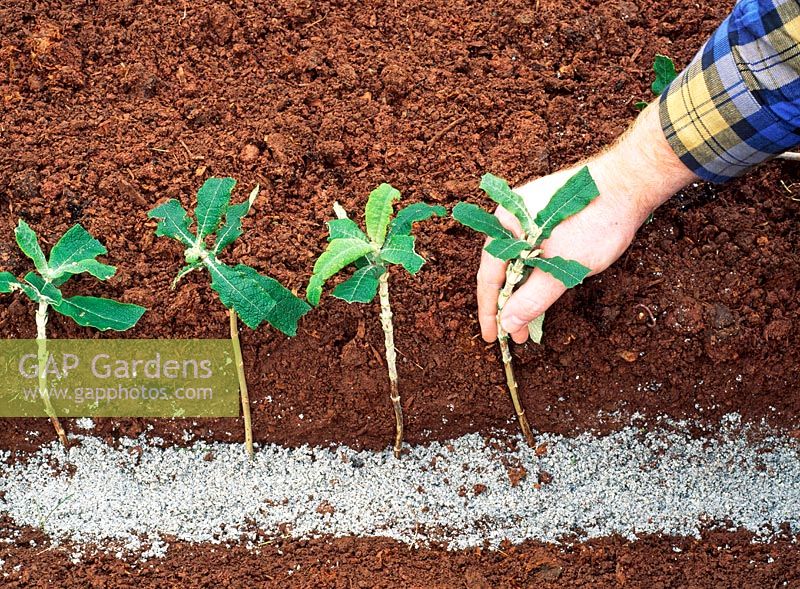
(501, 314, 525, 334)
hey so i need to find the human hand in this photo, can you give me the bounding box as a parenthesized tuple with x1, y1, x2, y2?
(476, 103, 697, 344)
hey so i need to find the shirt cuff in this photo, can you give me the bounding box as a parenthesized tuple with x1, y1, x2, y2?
(659, 5, 800, 183)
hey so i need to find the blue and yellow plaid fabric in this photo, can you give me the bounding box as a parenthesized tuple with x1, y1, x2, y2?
(660, 0, 800, 182)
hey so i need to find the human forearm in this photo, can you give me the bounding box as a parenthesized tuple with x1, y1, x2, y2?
(590, 101, 697, 226)
(660, 0, 800, 182)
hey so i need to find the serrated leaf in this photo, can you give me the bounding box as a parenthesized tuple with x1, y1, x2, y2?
(14, 282, 39, 303)
(387, 202, 446, 238)
(451, 202, 514, 240)
(380, 234, 425, 274)
(15, 220, 48, 274)
(526, 256, 591, 288)
(332, 265, 385, 303)
(47, 224, 111, 280)
(232, 264, 311, 336)
(0, 271, 19, 293)
(48, 224, 106, 263)
(651, 54, 677, 95)
(60, 259, 116, 282)
(479, 174, 535, 234)
(205, 259, 276, 329)
(483, 238, 532, 261)
(533, 166, 600, 243)
(214, 185, 259, 253)
(307, 238, 376, 306)
(24, 272, 62, 304)
(53, 295, 146, 331)
(260, 285, 310, 337)
(195, 177, 236, 239)
(528, 313, 545, 344)
(50, 273, 71, 288)
(327, 218, 369, 242)
(365, 183, 400, 246)
(148, 200, 196, 247)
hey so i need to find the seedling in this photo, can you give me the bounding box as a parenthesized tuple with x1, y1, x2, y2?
(452, 168, 600, 445)
(0, 221, 146, 446)
(635, 54, 678, 109)
(650, 54, 678, 95)
(148, 177, 311, 458)
(307, 184, 445, 458)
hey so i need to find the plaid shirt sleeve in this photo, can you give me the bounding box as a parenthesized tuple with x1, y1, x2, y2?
(659, 0, 800, 183)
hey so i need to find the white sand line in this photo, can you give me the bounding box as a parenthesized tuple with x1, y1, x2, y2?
(0, 413, 798, 560)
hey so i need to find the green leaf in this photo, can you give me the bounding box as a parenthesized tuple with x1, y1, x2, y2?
(13, 282, 39, 303)
(451, 202, 514, 240)
(214, 185, 259, 253)
(533, 166, 600, 242)
(47, 224, 116, 281)
(479, 174, 535, 234)
(332, 203, 375, 272)
(53, 296, 146, 331)
(327, 218, 369, 242)
(205, 259, 276, 330)
(388, 202, 446, 237)
(380, 234, 425, 274)
(525, 256, 591, 288)
(0, 271, 19, 293)
(651, 54, 677, 95)
(61, 259, 115, 282)
(483, 238, 532, 261)
(364, 183, 400, 246)
(15, 220, 48, 274)
(148, 200, 196, 247)
(260, 284, 310, 337)
(48, 224, 105, 272)
(232, 264, 311, 336)
(307, 238, 376, 306)
(332, 265, 385, 304)
(84, 260, 116, 280)
(195, 177, 236, 239)
(634, 100, 648, 111)
(23, 272, 62, 304)
(528, 313, 545, 344)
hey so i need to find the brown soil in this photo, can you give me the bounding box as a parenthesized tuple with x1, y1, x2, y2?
(1, 524, 798, 588)
(2, 0, 798, 453)
(2, 0, 800, 583)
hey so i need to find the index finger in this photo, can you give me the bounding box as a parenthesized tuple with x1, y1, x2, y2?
(476, 241, 506, 341)
(476, 206, 523, 342)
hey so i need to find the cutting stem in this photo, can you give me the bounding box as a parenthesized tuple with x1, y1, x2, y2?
(496, 258, 535, 446)
(230, 310, 253, 459)
(35, 301, 68, 448)
(378, 272, 404, 458)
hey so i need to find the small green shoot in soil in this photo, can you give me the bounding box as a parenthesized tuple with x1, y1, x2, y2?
(0, 221, 147, 446)
(149, 177, 311, 458)
(452, 168, 600, 445)
(307, 184, 445, 458)
(635, 54, 678, 110)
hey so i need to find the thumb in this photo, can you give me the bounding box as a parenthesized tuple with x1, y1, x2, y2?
(499, 269, 567, 344)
